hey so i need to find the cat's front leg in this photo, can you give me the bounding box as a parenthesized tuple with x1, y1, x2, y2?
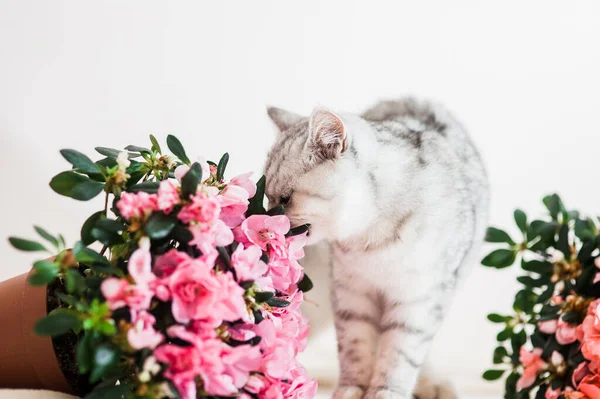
(365, 296, 443, 399)
(331, 276, 381, 399)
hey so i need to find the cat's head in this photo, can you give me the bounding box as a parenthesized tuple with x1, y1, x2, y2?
(264, 106, 375, 245)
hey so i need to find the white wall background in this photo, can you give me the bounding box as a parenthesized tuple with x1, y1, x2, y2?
(1, 0, 599, 396)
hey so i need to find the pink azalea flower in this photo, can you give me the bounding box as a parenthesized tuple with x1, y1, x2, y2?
(128, 248, 156, 286)
(178, 191, 221, 224)
(229, 172, 257, 198)
(517, 347, 547, 391)
(168, 265, 226, 323)
(127, 311, 163, 350)
(262, 344, 296, 379)
(576, 373, 600, 399)
(189, 220, 234, 255)
(157, 180, 180, 213)
(174, 160, 210, 185)
(220, 344, 262, 391)
(101, 278, 153, 311)
(286, 365, 318, 399)
(242, 215, 290, 253)
(154, 344, 204, 399)
(151, 249, 209, 301)
(578, 300, 600, 366)
(117, 191, 158, 220)
(218, 185, 250, 228)
(231, 244, 268, 282)
(538, 319, 558, 334)
(556, 318, 578, 345)
(213, 271, 250, 322)
(573, 362, 592, 387)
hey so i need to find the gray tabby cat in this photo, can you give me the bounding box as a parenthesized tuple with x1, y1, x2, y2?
(264, 98, 489, 399)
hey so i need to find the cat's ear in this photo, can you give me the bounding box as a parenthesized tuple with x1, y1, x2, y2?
(267, 106, 303, 132)
(308, 108, 347, 159)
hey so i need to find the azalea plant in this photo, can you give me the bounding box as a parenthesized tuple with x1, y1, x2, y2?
(482, 194, 600, 399)
(8, 135, 317, 399)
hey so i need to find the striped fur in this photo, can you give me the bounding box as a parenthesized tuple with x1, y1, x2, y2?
(264, 98, 489, 399)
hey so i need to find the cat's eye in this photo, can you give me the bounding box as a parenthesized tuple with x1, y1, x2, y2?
(279, 196, 291, 206)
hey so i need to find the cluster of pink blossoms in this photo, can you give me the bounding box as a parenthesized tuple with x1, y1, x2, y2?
(517, 297, 600, 399)
(100, 163, 316, 399)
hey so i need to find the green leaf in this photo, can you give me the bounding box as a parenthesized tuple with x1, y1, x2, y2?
(34, 226, 59, 248)
(517, 276, 545, 288)
(91, 228, 124, 247)
(246, 175, 266, 216)
(557, 224, 571, 258)
(217, 246, 232, 268)
(73, 242, 116, 274)
(217, 152, 229, 181)
(485, 227, 515, 245)
(90, 344, 119, 383)
(85, 382, 132, 399)
(514, 209, 527, 233)
(521, 260, 552, 275)
(65, 269, 85, 295)
(60, 149, 101, 174)
(28, 260, 59, 286)
(513, 289, 537, 314)
(266, 205, 285, 216)
(95, 147, 138, 159)
(266, 298, 291, 307)
(144, 213, 177, 240)
(34, 309, 79, 336)
(255, 291, 275, 303)
(124, 145, 151, 154)
(127, 181, 160, 193)
(493, 346, 509, 364)
(166, 134, 190, 165)
(562, 311, 580, 324)
(149, 134, 162, 154)
(50, 171, 105, 201)
(181, 162, 202, 199)
(81, 211, 104, 246)
(487, 313, 510, 323)
(76, 332, 94, 374)
(510, 330, 526, 362)
(575, 218, 597, 241)
(298, 273, 314, 292)
(287, 223, 310, 237)
(543, 194, 561, 220)
(483, 369, 506, 381)
(95, 219, 126, 233)
(497, 328, 513, 341)
(8, 237, 46, 252)
(481, 249, 517, 268)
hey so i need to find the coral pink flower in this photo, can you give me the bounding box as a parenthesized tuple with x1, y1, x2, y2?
(578, 299, 600, 366)
(218, 344, 262, 393)
(557, 318, 578, 345)
(178, 191, 221, 224)
(230, 172, 257, 198)
(101, 278, 153, 311)
(151, 249, 210, 301)
(117, 192, 158, 220)
(286, 365, 319, 399)
(574, 362, 592, 387)
(157, 180, 180, 213)
(242, 215, 290, 253)
(577, 374, 600, 399)
(538, 319, 558, 334)
(545, 387, 562, 399)
(517, 347, 547, 391)
(127, 311, 163, 350)
(231, 244, 268, 282)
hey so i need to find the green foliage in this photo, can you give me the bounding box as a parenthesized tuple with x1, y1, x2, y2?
(247, 175, 266, 216)
(34, 309, 80, 336)
(8, 236, 46, 252)
(217, 152, 229, 181)
(181, 162, 203, 199)
(166, 134, 190, 165)
(482, 194, 600, 396)
(144, 213, 177, 240)
(50, 171, 105, 201)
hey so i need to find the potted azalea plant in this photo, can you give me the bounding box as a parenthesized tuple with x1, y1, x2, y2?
(2, 135, 317, 399)
(482, 194, 600, 399)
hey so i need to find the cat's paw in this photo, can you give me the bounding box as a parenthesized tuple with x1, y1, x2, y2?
(333, 385, 365, 399)
(412, 378, 457, 399)
(364, 387, 403, 399)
